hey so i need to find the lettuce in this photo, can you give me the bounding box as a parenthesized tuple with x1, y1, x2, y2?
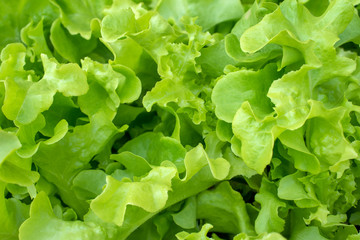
(1, 0, 360, 239)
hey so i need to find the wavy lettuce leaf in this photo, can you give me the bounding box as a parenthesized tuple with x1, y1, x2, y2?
(157, 0, 244, 31)
(19, 192, 106, 240)
(89, 142, 229, 239)
(51, 0, 111, 39)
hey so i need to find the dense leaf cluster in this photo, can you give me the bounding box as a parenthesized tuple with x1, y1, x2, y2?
(1, 0, 360, 239)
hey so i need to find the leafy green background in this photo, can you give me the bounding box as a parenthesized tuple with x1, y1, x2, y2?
(1, 0, 360, 239)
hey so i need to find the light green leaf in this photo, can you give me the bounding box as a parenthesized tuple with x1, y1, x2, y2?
(41, 54, 88, 96)
(85, 143, 229, 239)
(0, 130, 21, 164)
(234, 232, 286, 240)
(182, 144, 230, 181)
(0, 153, 39, 187)
(127, 11, 175, 62)
(1, 43, 34, 121)
(240, 0, 353, 54)
(112, 64, 142, 104)
(157, 0, 244, 30)
(101, 37, 144, 68)
(268, 65, 313, 129)
(43, 119, 68, 145)
(175, 223, 214, 240)
(306, 102, 358, 174)
(255, 178, 286, 234)
(0, 181, 29, 240)
(78, 58, 141, 120)
(91, 166, 177, 226)
(143, 79, 207, 124)
(212, 63, 280, 123)
(21, 19, 53, 58)
(19, 192, 106, 240)
(101, 7, 136, 42)
(232, 101, 277, 174)
(51, 0, 111, 39)
(50, 18, 97, 63)
(278, 128, 320, 174)
(119, 132, 186, 171)
(278, 171, 318, 207)
(16, 54, 88, 125)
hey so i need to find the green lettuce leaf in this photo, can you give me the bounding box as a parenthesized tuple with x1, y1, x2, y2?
(78, 58, 141, 120)
(255, 178, 287, 234)
(176, 223, 214, 240)
(19, 192, 106, 240)
(50, 18, 98, 63)
(234, 232, 286, 240)
(212, 63, 280, 123)
(91, 166, 177, 226)
(89, 142, 229, 239)
(33, 112, 118, 215)
(0, 0, 58, 53)
(196, 181, 255, 235)
(0, 181, 29, 240)
(51, 0, 111, 39)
